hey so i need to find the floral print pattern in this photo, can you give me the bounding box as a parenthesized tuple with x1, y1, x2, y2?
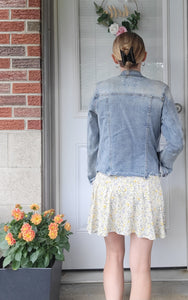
(87, 172, 166, 240)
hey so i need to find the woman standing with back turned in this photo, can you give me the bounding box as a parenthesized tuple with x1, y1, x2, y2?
(87, 32, 184, 300)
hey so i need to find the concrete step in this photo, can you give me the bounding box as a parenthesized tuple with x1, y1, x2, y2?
(61, 269, 188, 300)
(61, 268, 188, 284)
(60, 282, 188, 300)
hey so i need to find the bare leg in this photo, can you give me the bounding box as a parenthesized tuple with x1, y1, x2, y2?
(103, 232, 125, 300)
(129, 233, 153, 300)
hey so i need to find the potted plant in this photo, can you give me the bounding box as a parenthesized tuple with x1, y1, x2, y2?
(0, 204, 73, 300)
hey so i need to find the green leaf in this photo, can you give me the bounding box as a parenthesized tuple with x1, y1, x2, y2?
(64, 242, 70, 252)
(21, 256, 29, 268)
(55, 251, 64, 261)
(23, 250, 27, 258)
(98, 13, 108, 22)
(0, 240, 9, 250)
(3, 255, 12, 268)
(94, 2, 99, 10)
(122, 21, 131, 32)
(30, 250, 39, 264)
(15, 249, 22, 262)
(12, 260, 20, 270)
(28, 246, 33, 252)
(37, 260, 45, 268)
(44, 254, 50, 268)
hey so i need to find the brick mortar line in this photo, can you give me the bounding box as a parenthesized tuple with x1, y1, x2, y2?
(10, 44, 41, 46)
(0, 93, 41, 95)
(0, 94, 41, 95)
(0, 57, 41, 59)
(0, 69, 40, 71)
(11, 8, 41, 10)
(0, 104, 41, 106)
(0, 82, 41, 84)
(14, 105, 42, 107)
(0, 20, 26, 21)
(0, 132, 41, 135)
(0, 8, 41, 10)
(1, 44, 40, 46)
(2, 131, 41, 135)
(0, 32, 41, 35)
(0, 168, 41, 171)
(0, 117, 41, 120)
(0, 106, 41, 108)
(0, 44, 40, 45)
(4, 46, 40, 48)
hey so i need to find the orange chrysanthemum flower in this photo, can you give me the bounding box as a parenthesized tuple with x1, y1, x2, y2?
(54, 214, 63, 224)
(64, 222, 71, 231)
(5, 233, 16, 246)
(30, 203, 40, 211)
(18, 232, 22, 239)
(48, 230, 58, 240)
(48, 222, 58, 232)
(21, 223, 32, 234)
(15, 204, 22, 209)
(31, 213, 42, 225)
(43, 210, 50, 217)
(4, 225, 9, 232)
(22, 229, 35, 242)
(11, 208, 24, 221)
(43, 209, 55, 217)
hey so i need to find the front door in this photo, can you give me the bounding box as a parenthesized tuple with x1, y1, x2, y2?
(58, 0, 187, 269)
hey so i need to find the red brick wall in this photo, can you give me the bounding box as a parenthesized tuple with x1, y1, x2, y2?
(0, 0, 41, 130)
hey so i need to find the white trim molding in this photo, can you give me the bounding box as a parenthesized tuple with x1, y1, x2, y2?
(183, 0, 188, 271)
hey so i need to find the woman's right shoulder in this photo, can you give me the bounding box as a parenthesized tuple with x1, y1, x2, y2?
(142, 76, 170, 99)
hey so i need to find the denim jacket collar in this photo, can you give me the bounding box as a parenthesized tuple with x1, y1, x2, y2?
(120, 69, 143, 78)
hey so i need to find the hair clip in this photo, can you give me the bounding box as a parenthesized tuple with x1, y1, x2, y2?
(120, 47, 136, 65)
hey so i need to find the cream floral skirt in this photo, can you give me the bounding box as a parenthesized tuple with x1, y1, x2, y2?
(87, 172, 166, 240)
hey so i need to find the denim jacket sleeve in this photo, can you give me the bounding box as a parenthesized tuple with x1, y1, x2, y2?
(87, 88, 99, 184)
(158, 85, 184, 177)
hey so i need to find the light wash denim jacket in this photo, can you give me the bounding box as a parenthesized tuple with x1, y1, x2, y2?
(87, 70, 184, 184)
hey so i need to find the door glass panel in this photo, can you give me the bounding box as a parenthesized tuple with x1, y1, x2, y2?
(79, 0, 163, 111)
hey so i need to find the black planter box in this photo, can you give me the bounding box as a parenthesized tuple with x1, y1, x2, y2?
(0, 257, 62, 300)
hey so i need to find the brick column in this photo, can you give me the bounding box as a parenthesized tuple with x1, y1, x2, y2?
(0, 0, 42, 222)
(0, 0, 41, 130)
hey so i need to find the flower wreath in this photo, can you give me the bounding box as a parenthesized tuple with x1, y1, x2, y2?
(94, 1, 141, 36)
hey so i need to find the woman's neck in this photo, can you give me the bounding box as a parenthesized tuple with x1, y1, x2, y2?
(120, 63, 141, 72)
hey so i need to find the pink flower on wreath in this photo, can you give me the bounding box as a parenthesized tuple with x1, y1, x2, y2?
(116, 26, 127, 36)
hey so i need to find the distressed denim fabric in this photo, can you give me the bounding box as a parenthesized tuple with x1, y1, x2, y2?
(87, 70, 184, 184)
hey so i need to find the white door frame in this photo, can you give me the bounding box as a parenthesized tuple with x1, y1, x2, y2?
(42, 0, 188, 270)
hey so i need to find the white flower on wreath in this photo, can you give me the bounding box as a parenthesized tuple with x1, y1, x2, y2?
(109, 23, 119, 35)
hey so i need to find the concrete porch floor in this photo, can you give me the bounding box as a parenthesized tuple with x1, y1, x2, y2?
(60, 269, 188, 300)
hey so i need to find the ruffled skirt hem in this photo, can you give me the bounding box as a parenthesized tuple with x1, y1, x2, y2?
(87, 226, 166, 240)
(87, 172, 167, 240)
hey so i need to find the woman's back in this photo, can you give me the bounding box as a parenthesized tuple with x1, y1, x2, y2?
(87, 69, 183, 183)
